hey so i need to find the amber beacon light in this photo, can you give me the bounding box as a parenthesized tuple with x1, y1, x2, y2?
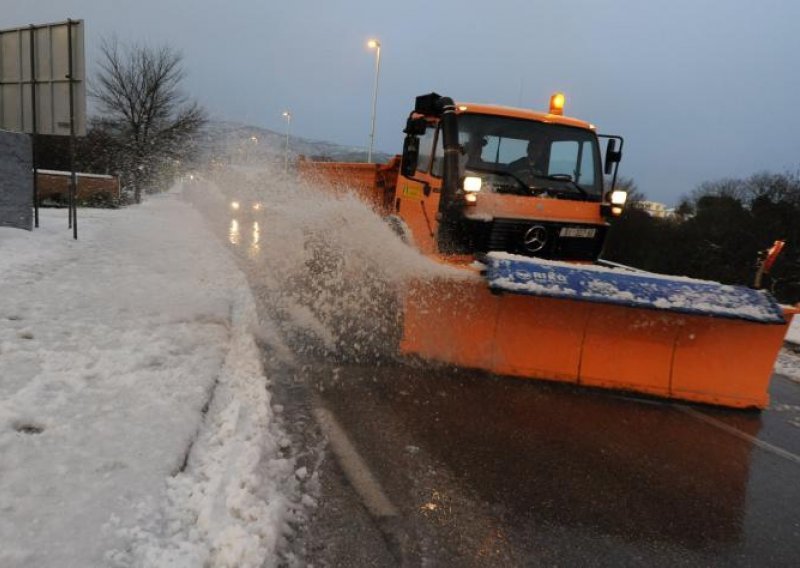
(549, 92, 565, 115)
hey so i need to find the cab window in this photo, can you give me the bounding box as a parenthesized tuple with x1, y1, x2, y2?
(550, 140, 596, 186)
(415, 125, 436, 174)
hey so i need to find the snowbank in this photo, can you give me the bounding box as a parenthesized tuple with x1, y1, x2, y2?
(0, 192, 298, 567)
(787, 317, 800, 345)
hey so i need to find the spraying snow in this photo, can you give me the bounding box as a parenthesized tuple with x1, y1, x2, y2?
(184, 163, 467, 363)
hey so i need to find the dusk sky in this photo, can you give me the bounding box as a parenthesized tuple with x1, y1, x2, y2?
(5, 0, 800, 204)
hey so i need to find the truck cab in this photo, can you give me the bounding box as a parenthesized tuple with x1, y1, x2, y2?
(395, 93, 625, 260)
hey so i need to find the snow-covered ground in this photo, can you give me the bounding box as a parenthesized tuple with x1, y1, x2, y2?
(779, 310, 800, 384)
(0, 192, 306, 567)
(776, 318, 800, 384)
(786, 318, 800, 345)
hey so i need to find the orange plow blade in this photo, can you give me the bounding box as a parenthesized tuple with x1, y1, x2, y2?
(400, 259, 795, 409)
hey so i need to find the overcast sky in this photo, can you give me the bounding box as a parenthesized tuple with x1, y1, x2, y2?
(5, 0, 800, 204)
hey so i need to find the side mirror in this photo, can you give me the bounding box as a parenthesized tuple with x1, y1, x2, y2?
(400, 117, 427, 177)
(604, 138, 622, 175)
(404, 117, 428, 136)
(401, 134, 419, 177)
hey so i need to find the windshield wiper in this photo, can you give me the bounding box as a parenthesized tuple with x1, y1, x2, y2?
(466, 167, 582, 198)
(539, 174, 588, 198)
(467, 165, 533, 195)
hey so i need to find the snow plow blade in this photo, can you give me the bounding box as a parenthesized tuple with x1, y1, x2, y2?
(485, 253, 786, 324)
(400, 253, 796, 409)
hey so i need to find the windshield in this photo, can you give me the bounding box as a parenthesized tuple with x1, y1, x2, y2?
(453, 113, 602, 200)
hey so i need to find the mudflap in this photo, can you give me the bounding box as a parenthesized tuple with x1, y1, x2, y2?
(399, 258, 796, 409)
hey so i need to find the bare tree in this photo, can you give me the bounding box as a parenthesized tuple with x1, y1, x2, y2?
(92, 38, 206, 203)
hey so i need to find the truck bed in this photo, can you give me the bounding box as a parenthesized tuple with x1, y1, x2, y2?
(296, 156, 400, 215)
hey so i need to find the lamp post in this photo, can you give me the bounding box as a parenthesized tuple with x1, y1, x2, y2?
(367, 38, 382, 163)
(282, 110, 291, 173)
(248, 135, 258, 163)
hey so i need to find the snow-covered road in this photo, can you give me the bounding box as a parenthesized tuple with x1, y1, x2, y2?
(0, 190, 306, 567)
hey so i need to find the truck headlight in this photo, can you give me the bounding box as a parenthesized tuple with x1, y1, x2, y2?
(610, 190, 627, 206)
(463, 176, 482, 193)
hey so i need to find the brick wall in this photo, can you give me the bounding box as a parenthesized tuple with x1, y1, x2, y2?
(36, 170, 120, 204)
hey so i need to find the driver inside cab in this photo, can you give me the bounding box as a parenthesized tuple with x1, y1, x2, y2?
(508, 138, 550, 181)
(460, 135, 488, 172)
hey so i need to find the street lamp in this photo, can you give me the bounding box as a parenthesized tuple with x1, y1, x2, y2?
(245, 135, 258, 163)
(367, 38, 382, 164)
(282, 110, 292, 173)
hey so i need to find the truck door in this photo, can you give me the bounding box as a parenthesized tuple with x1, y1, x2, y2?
(394, 122, 443, 254)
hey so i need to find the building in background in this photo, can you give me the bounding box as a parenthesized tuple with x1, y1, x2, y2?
(635, 200, 674, 218)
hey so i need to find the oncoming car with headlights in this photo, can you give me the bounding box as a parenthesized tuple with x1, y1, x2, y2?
(229, 198, 264, 219)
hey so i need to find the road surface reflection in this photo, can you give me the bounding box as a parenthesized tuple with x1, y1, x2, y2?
(315, 363, 800, 563)
(228, 218, 260, 257)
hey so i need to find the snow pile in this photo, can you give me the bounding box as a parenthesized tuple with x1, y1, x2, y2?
(774, 350, 800, 384)
(109, 288, 300, 567)
(779, 318, 800, 383)
(787, 317, 800, 345)
(0, 193, 300, 567)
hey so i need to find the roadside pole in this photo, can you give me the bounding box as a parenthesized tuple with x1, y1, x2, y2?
(29, 24, 39, 228)
(67, 18, 77, 239)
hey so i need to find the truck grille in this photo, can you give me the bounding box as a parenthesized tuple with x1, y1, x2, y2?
(484, 218, 606, 261)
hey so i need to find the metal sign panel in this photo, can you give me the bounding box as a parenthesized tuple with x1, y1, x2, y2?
(0, 129, 33, 230)
(0, 20, 86, 136)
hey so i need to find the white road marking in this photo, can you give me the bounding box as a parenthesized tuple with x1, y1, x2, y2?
(677, 405, 800, 466)
(313, 405, 399, 518)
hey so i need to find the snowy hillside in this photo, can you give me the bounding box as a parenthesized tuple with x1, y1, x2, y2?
(198, 120, 394, 165)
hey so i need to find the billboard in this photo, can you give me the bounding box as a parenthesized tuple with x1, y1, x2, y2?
(0, 20, 86, 136)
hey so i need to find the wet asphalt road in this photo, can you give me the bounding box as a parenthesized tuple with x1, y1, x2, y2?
(287, 361, 800, 567)
(215, 209, 800, 566)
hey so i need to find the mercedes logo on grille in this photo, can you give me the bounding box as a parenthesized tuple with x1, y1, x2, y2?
(522, 225, 548, 253)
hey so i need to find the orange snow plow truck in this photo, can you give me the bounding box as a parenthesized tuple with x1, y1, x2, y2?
(299, 92, 797, 409)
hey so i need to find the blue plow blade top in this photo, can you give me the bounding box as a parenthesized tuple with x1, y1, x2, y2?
(483, 253, 786, 324)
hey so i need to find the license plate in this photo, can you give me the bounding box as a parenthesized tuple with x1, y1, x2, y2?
(559, 227, 596, 238)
